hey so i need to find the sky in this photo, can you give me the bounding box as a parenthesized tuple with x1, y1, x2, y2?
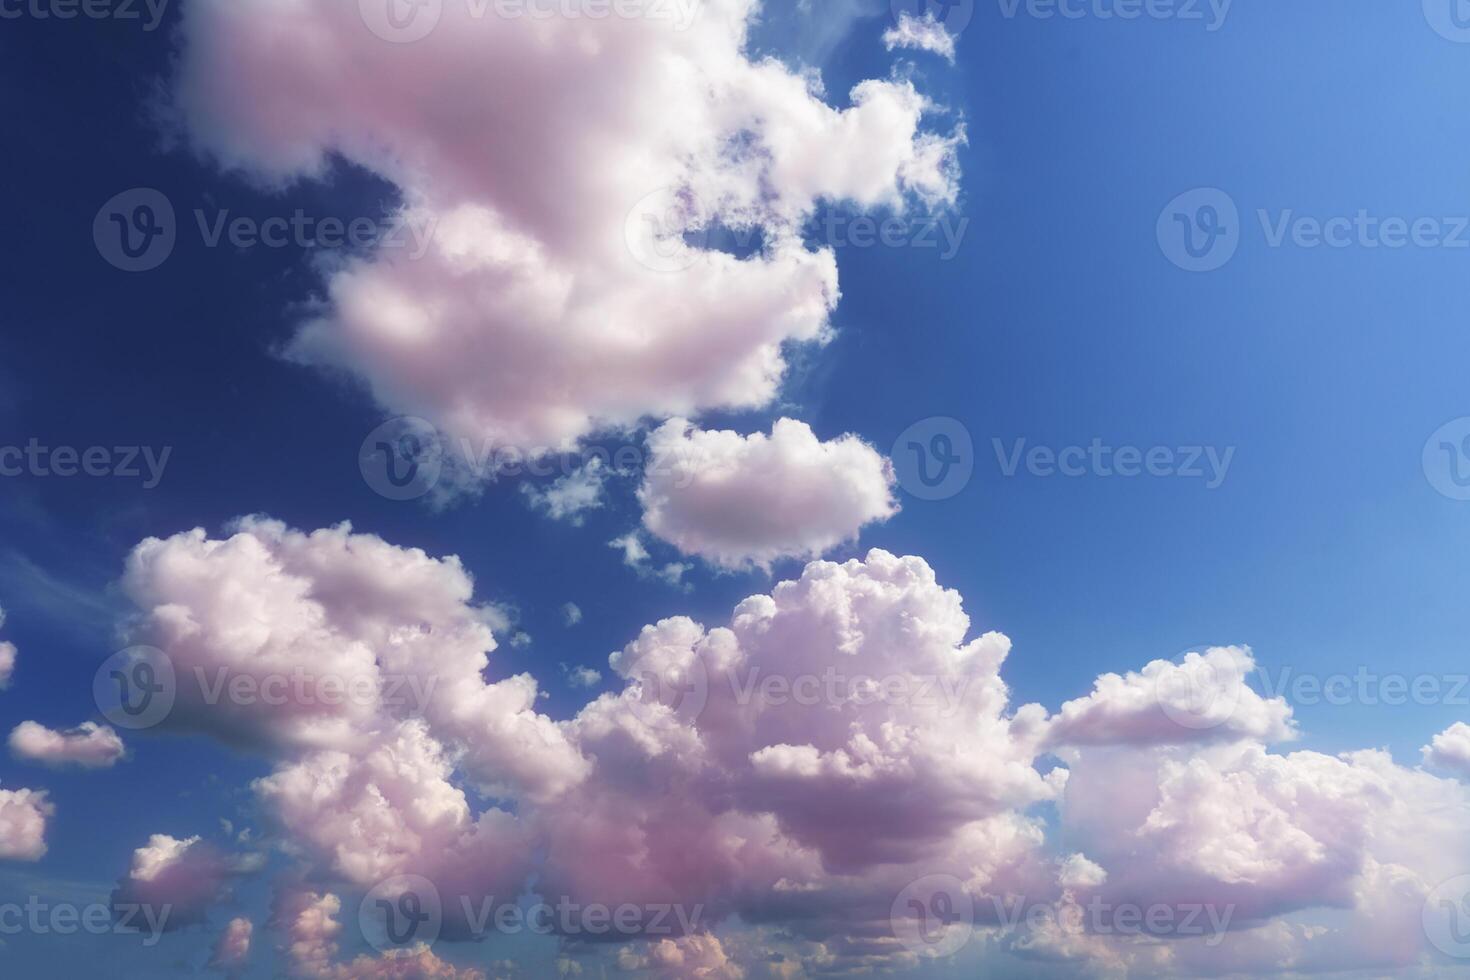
(2, 0, 1470, 977)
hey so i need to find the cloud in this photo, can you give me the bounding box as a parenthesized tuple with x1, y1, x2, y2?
(562, 602, 583, 626)
(209, 917, 252, 975)
(9, 721, 125, 768)
(883, 12, 957, 62)
(523, 460, 611, 525)
(638, 418, 898, 570)
(608, 531, 691, 588)
(1045, 645, 1296, 747)
(564, 666, 602, 689)
(111, 833, 260, 931)
(166, 0, 961, 456)
(0, 787, 53, 861)
(0, 605, 14, 689)
(1422, 721, 1470, 778)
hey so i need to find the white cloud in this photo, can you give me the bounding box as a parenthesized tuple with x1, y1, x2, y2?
(1046, 645, 1296, 747)
(883, 12, 957, 62)
(168, 0, 962, 456)
(9, 721, 125, 768)
(565, 666, 601, 689)
(524, 460, 611, 525)
(562, 602, 583, 626)
(1423, 721, 1470, 778)
(111, 834, 260, 930)
(208, 917, 252, 975)
(0, 787, 52, 861)
(638, 418, 898, 569)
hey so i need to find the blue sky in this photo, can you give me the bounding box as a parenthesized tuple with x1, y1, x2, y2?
(2, 1, 1470, 977)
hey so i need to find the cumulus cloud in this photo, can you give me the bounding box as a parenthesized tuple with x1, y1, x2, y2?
(111, 833, 260, 931)
(562, 602, 583, 626)
(167, 0, 961, 457)
(1422, 721, 1470, 778)
(9, 720, 125, 768)
(638, 418, 898, 569)
(883, 12, 957, 62)
(273, 886, 485, 980)
(209, 917, 252, 975)
(0, 605, 15, 688)
(0, 787, 52, 861)
(1045, 645, 1296, 747)
(110, 519, 1470, 978)
(564, 665, 601, 689)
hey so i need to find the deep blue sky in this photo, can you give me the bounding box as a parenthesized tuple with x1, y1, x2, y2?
(2, 0, 1470, 975)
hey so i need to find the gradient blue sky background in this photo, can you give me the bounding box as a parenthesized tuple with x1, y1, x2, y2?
(2, 0, 1470, 975)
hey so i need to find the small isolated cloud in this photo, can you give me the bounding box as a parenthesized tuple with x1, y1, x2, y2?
(562, 602, 583, 626)
(9, 721, 125, 769)
(0, 605, 15, 689)
(1423, 721, 1470, 778)
(208, 917, 252, 975)
(524, 459, 611, 525)
(608, 531, 690, 589)
(883, 12, 958, 62)
(0, 787, 53, 861)
(563, 665, 602, 690)
(638, 418, 898, 570)
(111, 834, 261, 932)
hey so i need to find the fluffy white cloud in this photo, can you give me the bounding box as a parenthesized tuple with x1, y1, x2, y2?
(111, 833, 260, 931)
(883, 12, 957, 62)
(638, 418, 898, 569)
(0, 605, 15, 689)
(1045, 645, 1296, 747)
(0, 787, 52, 861)
(1422, 721, 1470, 778)
(209, 917, 252, 975)
(9, 721, 125, 768)
(167, 0, 961, 456)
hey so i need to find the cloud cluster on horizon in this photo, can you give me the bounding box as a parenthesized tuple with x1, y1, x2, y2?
(67, 517, 1470, 978)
